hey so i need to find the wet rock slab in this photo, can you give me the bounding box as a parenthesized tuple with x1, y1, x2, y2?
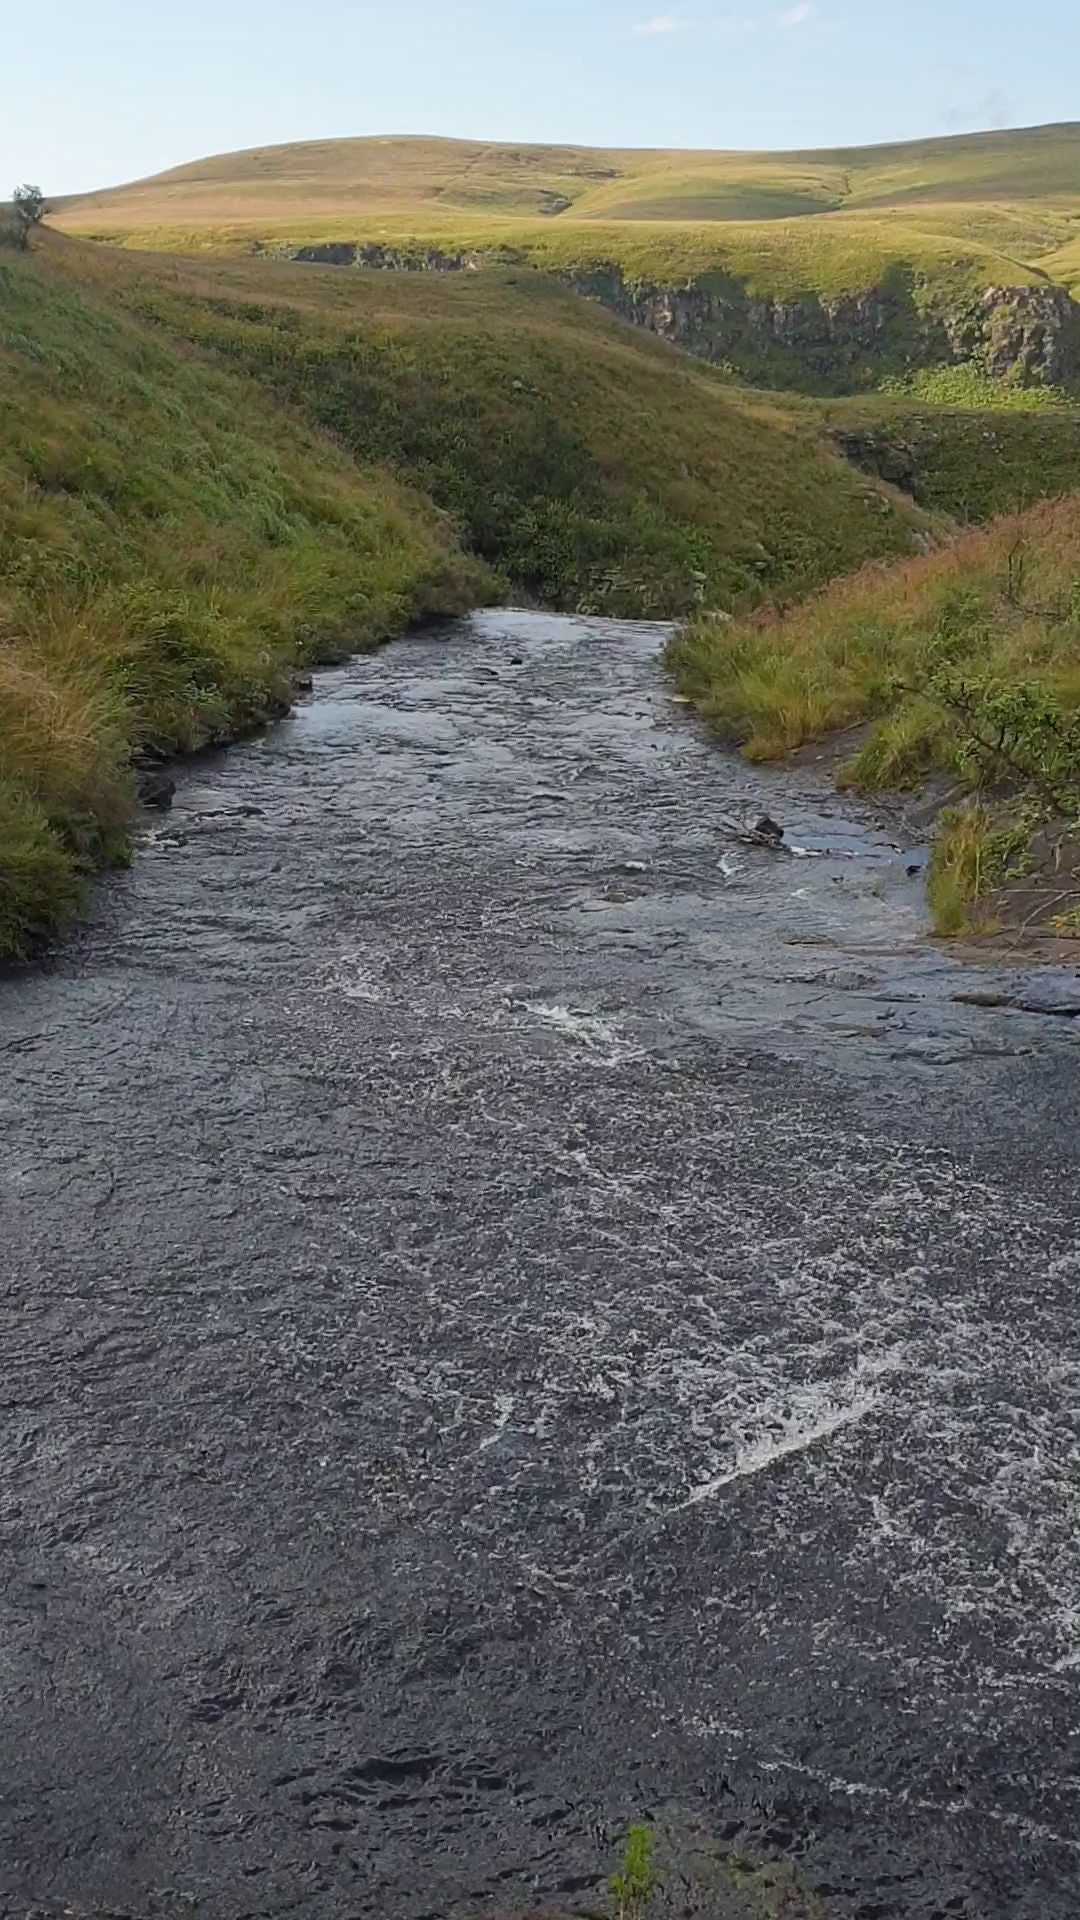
(2, 613, 1079, 1920)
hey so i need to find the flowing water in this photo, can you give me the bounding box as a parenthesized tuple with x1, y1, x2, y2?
(3, 611, 1080, 1920)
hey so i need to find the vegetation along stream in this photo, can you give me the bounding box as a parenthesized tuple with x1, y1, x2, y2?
(3, 610, 1079, 1920)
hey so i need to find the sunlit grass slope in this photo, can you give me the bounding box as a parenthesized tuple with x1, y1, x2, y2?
(58, 122, 1080, 236)
(54, 122, 1080, 323)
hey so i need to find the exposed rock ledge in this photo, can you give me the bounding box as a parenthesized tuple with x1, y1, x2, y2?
(282, 243, 1080, 393)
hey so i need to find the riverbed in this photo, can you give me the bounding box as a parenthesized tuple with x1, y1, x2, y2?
(3, 610, 1079, 1920)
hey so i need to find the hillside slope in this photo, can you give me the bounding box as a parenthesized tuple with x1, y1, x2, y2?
(57, 123, 1080, 396)
(58, 122, 1080, 231)
(54, 236, 931, 610)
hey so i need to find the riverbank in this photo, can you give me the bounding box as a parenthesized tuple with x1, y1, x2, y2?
(668, 496, 1080, 940)
(0, 246, 489, 960)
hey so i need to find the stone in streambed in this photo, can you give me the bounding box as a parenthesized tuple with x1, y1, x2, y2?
(138, 773, 177, 812)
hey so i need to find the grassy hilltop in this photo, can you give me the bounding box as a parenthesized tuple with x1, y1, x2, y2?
(58, 121, 1080, 245)
(53, 123, 1080, 299)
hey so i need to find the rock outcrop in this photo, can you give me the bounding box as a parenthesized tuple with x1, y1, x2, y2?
(281, 243, 1080, 393)
(943, 282, 1080, 387)
(561, 264, 1080, 392)
(290, 241, 486, 273)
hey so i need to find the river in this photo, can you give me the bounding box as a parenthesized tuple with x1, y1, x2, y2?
(3, 610, 1080, 1920)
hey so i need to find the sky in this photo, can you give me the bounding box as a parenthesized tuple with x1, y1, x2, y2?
(6, 0, 1080, 196)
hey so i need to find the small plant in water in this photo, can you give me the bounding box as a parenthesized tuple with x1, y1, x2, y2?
(610, 1824, 658, 1920)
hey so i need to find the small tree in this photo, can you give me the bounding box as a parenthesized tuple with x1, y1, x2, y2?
(11, 183, 46, 250)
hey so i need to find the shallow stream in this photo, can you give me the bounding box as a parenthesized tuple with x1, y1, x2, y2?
(3, 611, 1080, 1919)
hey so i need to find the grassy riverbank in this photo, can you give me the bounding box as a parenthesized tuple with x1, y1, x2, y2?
(0, 245, 488, 959)
(669, 496, 1080, 934)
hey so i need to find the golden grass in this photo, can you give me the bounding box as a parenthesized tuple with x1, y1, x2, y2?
(57, 122, 1080, 232)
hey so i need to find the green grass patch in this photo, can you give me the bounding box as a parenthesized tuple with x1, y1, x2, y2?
(926, 806, 1036, 934)
(879, 366, 1073, 408)
(60, 207, 1042, 305)
(822, 393, 1080, 521)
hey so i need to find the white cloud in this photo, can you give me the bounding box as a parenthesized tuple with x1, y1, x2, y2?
(632, 11, 686, 31)
(710, 2, 816, 31)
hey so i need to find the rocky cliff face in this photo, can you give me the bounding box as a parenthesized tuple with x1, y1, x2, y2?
(282, 244, 1080, 393)
(943, 283, 1080, 387)
(291, 241, 486, 273)
(563, 265, 1080, 393)
(561, 265, 921, 391)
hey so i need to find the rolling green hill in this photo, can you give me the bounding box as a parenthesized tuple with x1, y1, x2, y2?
(58, 122, 1080, 232)
(56, 122, 1080, 396)
(51, 234, 933, 604)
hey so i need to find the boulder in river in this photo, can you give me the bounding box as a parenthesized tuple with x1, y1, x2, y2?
(138, 772, 177, 812)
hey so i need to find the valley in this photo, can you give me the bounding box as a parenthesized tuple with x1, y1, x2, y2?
(3, 100, 1080, 1920)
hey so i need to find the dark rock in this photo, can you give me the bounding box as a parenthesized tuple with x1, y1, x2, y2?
(946, 283, 1080, 388)
(294, 673, 315, 694)
(953, 989, 1080, 1018)
(138, 773, 176, 812)
(753, 815, 785, 847)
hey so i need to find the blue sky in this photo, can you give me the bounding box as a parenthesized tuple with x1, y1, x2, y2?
(8, 0, 1080, 196)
